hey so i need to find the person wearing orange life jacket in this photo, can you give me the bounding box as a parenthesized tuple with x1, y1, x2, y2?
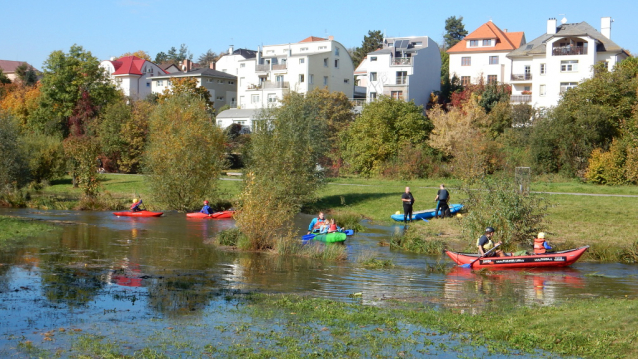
(533, 232, 553, 254)
(307, 212, 327, 234)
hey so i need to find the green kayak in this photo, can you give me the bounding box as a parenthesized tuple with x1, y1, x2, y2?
(312, 232, 347, 243)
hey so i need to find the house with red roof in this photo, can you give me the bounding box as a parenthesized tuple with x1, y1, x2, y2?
(447, 21, 525, 87)
(100, 56, 168, 100)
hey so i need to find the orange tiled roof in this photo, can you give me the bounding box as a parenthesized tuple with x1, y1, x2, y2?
(447, 21, 524, 53)
(299, 36, 327, 43)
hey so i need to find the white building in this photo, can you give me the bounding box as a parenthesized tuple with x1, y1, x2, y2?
(100, 56, 167, 100)
(448, 21, 525, 87)
(215, 47, 258, 77)
(355, 36, 441, 108)
(506, 17, 629, 108)
(151, 59, 238, 112)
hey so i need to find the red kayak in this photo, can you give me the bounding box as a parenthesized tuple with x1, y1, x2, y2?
(445, 246, 589, 269)
(186, 210, 235, 219)
(113, 211, 163, 217)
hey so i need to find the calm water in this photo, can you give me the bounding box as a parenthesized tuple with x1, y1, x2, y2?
(1, 208, 636, 357)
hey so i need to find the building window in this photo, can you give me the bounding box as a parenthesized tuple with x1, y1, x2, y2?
(167, 80, 172, 86)
(370, 92, 377, 100)
(335, 47, 340, 56)
(207, 78, 213, 83)
(461, 76, 470, 86)
(396, 71, 407, 84)
(561, 60, 578, 72)
(158, 80, 163, 86)
(146, 82, 150, 87)
(469, 40, 479, 47)
(216, 96, 224, 101)
(299, 58, 305, 64)
(334, 59, 339, 68)
(370, 72, 377, 81)
(300, 47, 308, 51)
(489, 56, 499, 65)
(218, 79, 224, 84)
(268, 93, 277, 103)
(391, 91, 403, 100)
(560, 82, 578, 93)
(487, 75, 497, 84)
(344, 79, 349, 84)
(251, 94, 259, 103)
(276, 75, 284, 83)
(310, 74, 314, 84)
(299, 74, 305, 83)
(412, 41, 422, 46)
(370, 56, 377, 61)
(266, 50, 274, 54)
(319, 46, 327, 50)
(462, 57, 471, 66)
(387, 42, 393, 47)
(483, 39, 491, 46)
(540, 63, 546, 75)
(324, 58, 328, 67)
(228, 81, 234, 85)
(539, 85, 546, 96)
(323, 76, 328, 85)
(146, 67, 153, 73)
(240, 63, 245, 68)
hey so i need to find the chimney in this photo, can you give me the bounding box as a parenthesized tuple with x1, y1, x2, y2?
(210, 62, 215, 70)
(503, 29, 508, 32)
(328, 35, 334, 41)
(228, 45, 234, 55)
(182, 59, 192, 72)
(601, 17, 613, 39)
(110, 56, 115, 61)
(547, 18, 557, 35)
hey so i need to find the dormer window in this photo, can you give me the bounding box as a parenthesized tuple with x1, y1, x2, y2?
(482, 39, 491, 46)
(469, 40, 479, 47)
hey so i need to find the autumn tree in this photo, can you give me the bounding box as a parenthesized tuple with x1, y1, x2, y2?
(444, 16, 468, 48)
(0, 112, 30, 191)
(0, 68, 10, 84)
(351, 30, 384, 68)
(235, 93, 328, 250)
(340, 96, 433, 176)
(145, 94, 225, 211)
(15, 63, 38, 86)
(0, 82, 41, 128)
(119, 50, 152, 61)
(158, 77, 214, 112)
(32, 45, 119, 137)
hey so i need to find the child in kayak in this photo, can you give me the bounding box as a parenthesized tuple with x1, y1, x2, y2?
(200, 200, 214, 215)
(327, 218, 338, 233)
(130, 198, 144, 212)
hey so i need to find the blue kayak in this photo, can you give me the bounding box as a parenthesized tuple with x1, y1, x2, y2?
(391, 204, 463, 222)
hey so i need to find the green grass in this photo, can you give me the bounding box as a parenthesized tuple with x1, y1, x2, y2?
(0, 216, 57, 246)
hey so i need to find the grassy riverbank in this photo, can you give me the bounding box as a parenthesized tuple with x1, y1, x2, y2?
(17, 294, 637, 358)
(0, 216, 56, 246)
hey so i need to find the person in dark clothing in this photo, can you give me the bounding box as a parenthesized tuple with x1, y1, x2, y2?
(401, 187, 415, 223)
(477, 227, 503, 257)
(434, 184, 450, 219)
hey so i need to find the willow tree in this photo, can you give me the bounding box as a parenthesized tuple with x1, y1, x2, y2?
(144, 94, 225, 211)
(234, 92, 328, 250)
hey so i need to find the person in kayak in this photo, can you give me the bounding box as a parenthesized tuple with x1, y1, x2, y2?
(533, 232, 553, 254)
(308, 212, 327, 234)
(200, 200, 214, 215)
(130, 198, 144, 212)
(434, 184, 450, 219)
(328, 218, 338, 233)
(401, 187, 415, 223)
(477, 227, 503, 257)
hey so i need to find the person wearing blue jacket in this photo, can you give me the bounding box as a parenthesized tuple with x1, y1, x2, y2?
(200, 200, 214, 215)
(307, 212, 327, 234)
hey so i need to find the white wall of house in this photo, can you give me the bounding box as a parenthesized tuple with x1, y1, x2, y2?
(449, 51, 512, 85)
(100, 60, 164, 100)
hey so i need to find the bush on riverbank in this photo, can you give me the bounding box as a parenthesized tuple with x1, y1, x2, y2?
(390, 226, 446, 255)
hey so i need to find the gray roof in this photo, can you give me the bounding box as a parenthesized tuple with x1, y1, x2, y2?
(508, 21, 624, 57)
(232, 48, 257, 59)
(216, 108, 261, 119)
(153, 68, 237, 80)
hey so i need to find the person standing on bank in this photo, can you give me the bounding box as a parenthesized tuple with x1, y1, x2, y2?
(434, 184, 450, 219)
(401, 187, 415, 223)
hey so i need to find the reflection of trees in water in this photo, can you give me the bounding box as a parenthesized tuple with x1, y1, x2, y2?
(143, 271, 219, 317)
(39, 253, 106, 307)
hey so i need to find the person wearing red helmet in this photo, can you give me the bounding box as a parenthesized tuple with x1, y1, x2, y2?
(200, 200, 213, 215)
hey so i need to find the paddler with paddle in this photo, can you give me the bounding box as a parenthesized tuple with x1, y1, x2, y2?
(200, 200, 214, 215)
(477, 227, 503, 257)
(307, 212, 327, 235)
(130, 198, 145, 212)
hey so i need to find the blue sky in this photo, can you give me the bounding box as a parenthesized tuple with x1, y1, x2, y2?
(2, 0, 635, 69)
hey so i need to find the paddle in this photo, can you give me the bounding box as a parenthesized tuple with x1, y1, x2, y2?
(344, 229, 354, 236)
(302, 234, 316, 241)
(460, 243, 501, 269)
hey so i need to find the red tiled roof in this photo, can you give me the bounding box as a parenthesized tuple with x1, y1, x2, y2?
(447, 21, 524, 53)
(299, 36, 327, 43)
(0, 60, 37, 73)
(109, 56, 169, 75)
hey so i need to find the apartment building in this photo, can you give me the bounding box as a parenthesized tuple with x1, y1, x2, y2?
(355, 36, 441, 108)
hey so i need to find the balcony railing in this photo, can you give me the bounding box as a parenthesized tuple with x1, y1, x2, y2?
(511, 73, 532, 81)
(255, 64, 269, 72)
(349, 98, 366, 106)
(552, 46, 587, 56)
(511, 95, 532, 103)
(247, 81, 290, 90)
(392, 57, 412, 66)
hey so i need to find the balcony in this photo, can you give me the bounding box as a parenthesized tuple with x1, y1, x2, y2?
(511, 95, 532, 103)
(552, 46, 587, 56)
(246, 81, 290, 90)
(349, 98, 366, 106)
(391, 57, 412, 66)
(511, 73, 532, 81)
(255, 64, 269, 72)
(272, 64, 287, 70)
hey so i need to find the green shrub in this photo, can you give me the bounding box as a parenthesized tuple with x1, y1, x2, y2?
(356, 251, 395, 268)
(216, 228, 246, 247)
(20, 132, 65, 183)
(330, 211, 365, 233)
(390, 227, 446, 255)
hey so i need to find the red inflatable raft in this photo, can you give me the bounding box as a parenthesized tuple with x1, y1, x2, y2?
(113, 211, 164, 217)
(445, 246, 589, 269)
(186, 211, 235, 219)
